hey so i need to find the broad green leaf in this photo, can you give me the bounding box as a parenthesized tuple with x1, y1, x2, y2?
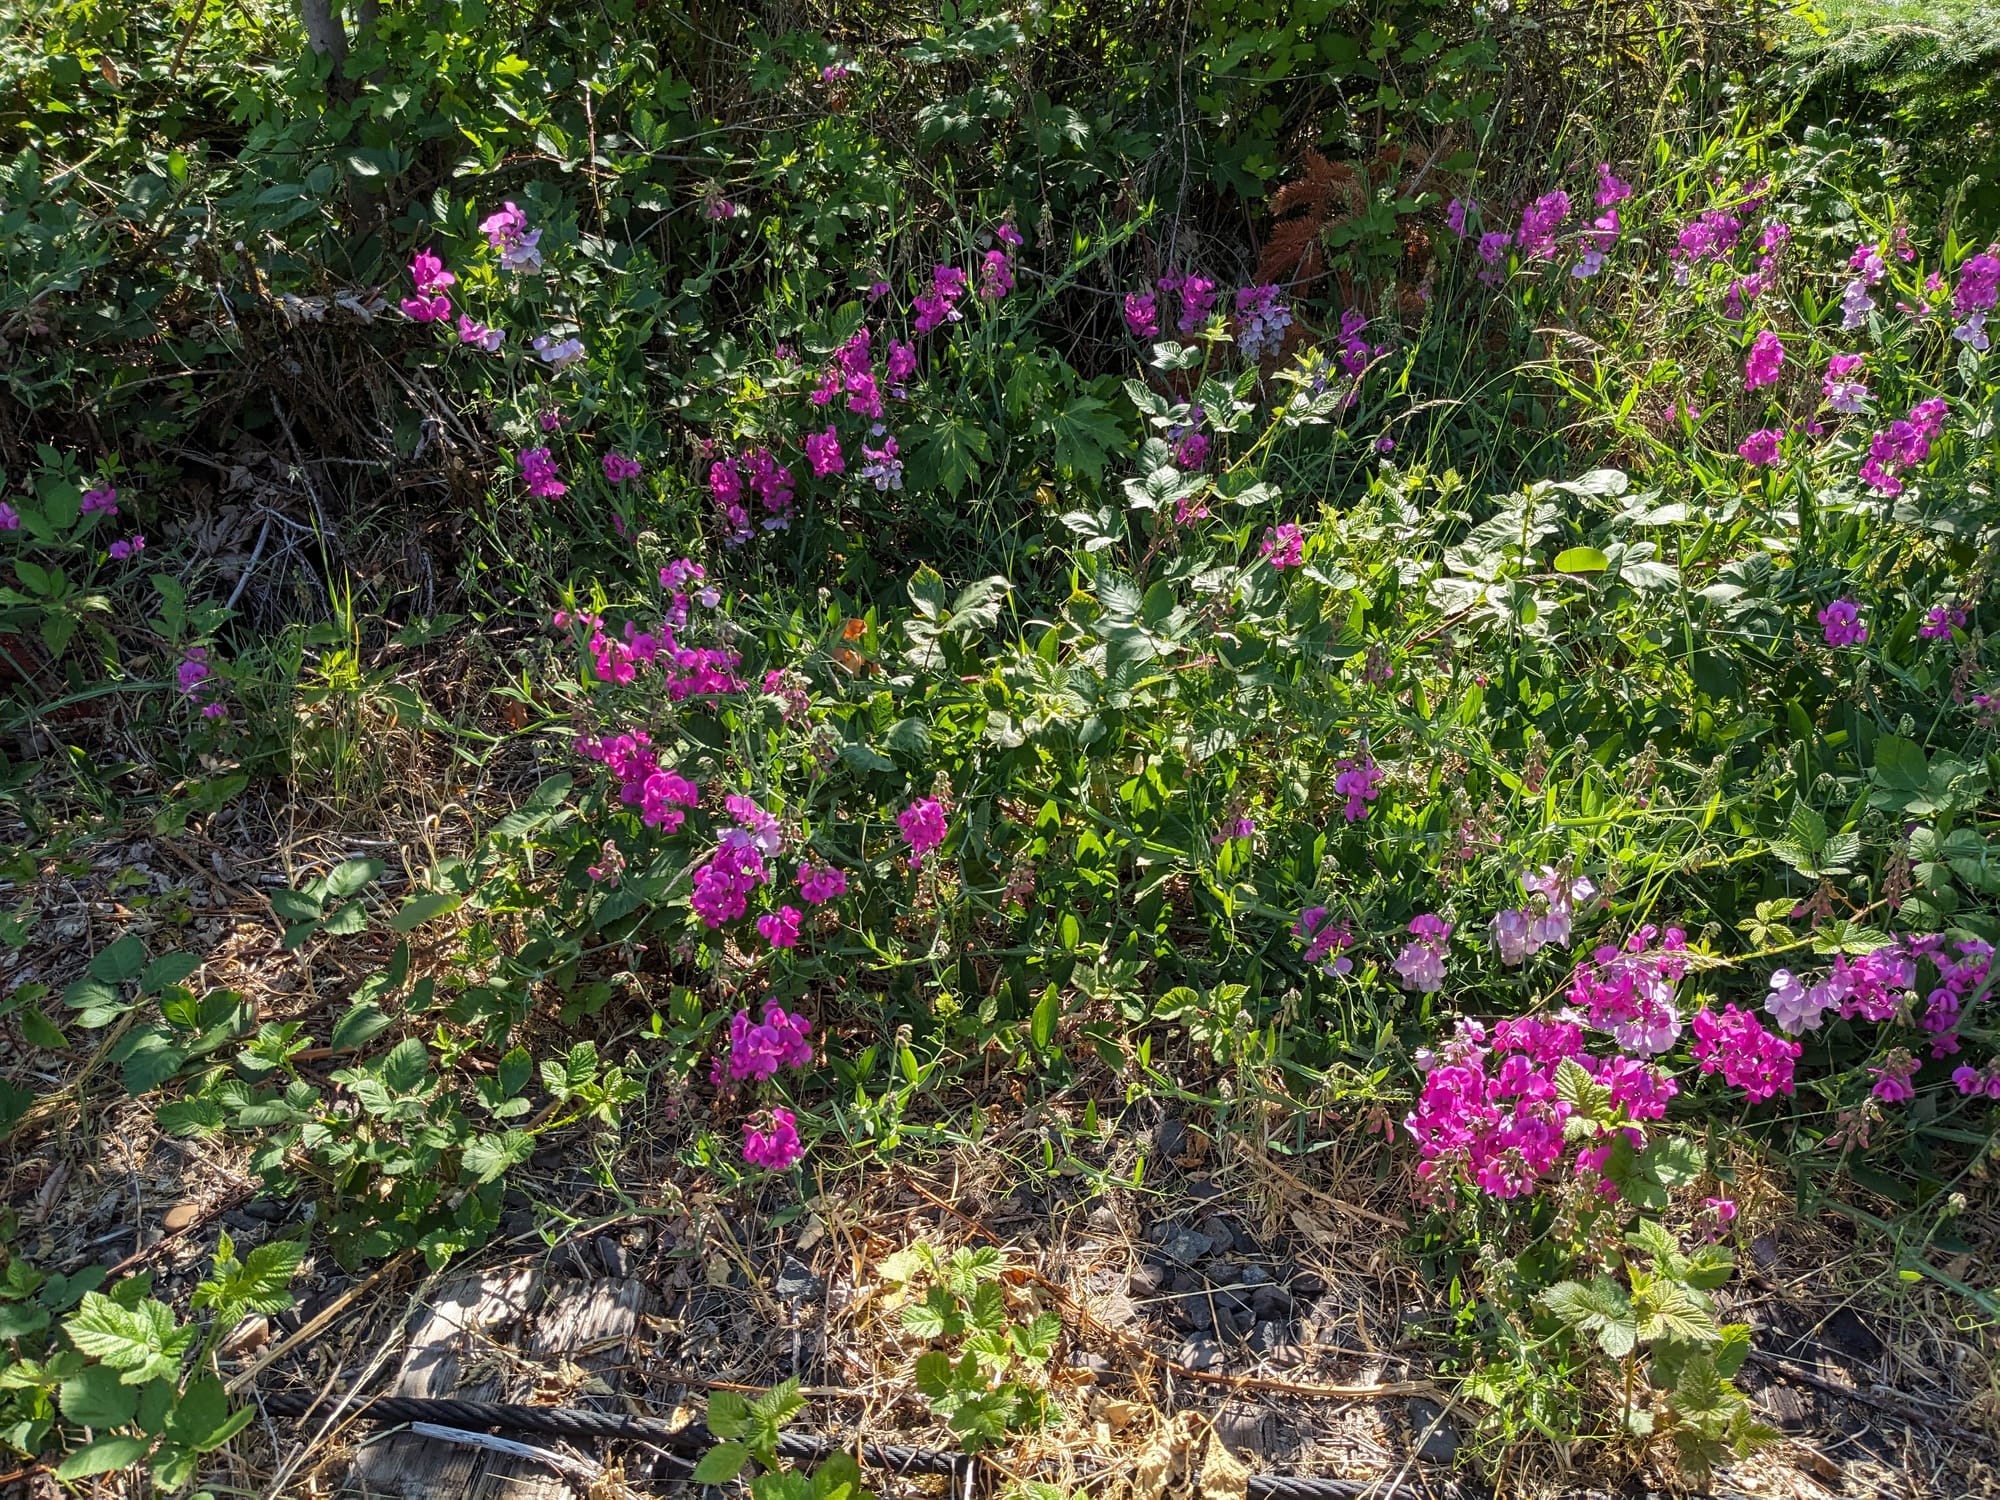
(89, 935, 148, 984)
(391, 892, 461, 932)
(690, 1442, 749, 1484)
(60, 1364, 139, 1427)
(1553, 546, 1609, 574)
(54, 1435, 152, 1480)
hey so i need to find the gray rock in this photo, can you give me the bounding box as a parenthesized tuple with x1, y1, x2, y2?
(1087, 1202, 1120, 1233)
(1127, 1262, 1165, 1297)
(1214, 1399, 1273, 1458)
(1068, 1349, 1111, 1377)
(1154, 1118, 1187, 1158)
(1182, 1296, 1214, 1331)
(1406, 1396, 1460, 1464)
(775, 1255, 824, 1303)
(1198, 1215, 1237, 1252)
(1250, 1283, 1293, 1319)
(1177, 1335, 1222, 1372)
(1147, 1222, 1212, 1265)
(1240, 1263, 1271, 1286)
(241, 1198, 286, 1223)
(1290, 1270, 1326, 1297)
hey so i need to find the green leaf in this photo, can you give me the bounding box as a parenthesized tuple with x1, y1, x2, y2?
(267, 889, 322, 924)
(912, 1349, 955, 1400)
(462, 1130, 535, 1185)
(21, 1006, 69, 1051)
(1036, 394, 1124, 481)
(376, 1038, 429, 1094)
(705, 1389, 750, 1439)
(1554, 546, 1609, 574)
(167, 1375, 252, 1451)
(330, 999, 392, 1054)
(54, 1435, 152, 1480)
(89, 935, 148, 984)
(391, 892, 461, 932)
(1539, 1277, 1638, 1358)
(1872, 736, 1929, 793)
(138, 954, 201, 995)
(0, 1301, 49, 1339)
(59, 1364, 138, 1428)
(65, 1293, 194, 1384)
(324, 858, 385, 900)
(690, 1442, 749, 1484)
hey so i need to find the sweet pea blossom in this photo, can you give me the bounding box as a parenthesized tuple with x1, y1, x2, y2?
(913, 264, 967, 335)
(108, 535, 146, 561)
(979, 248, 1015, 300)
(402, 249, 454, 322)
(1123, 292, 1159, 338)
(533, 334, 586, 371)
(602, 452, 643, 484)
(1737, 428, 1782, 466)
(82, 485, 118, 516)
(1952, 250, 2000, 315)
(1259, 522, 1304, 569)
(0, 503, 17, 532)
(899, 797, 948, 868)
(744, 1108, 805, 1170)
(1332, 754, 1383, 821)
(518, 447, 566, 499)
(1823, 353, 1868, 413)
(1817, 599, 1867, 647)
(1294, 906, 1354, 975)
(720, 1001, 812, 1081)
(804, 426, 844, 477)
(1445, 198, 1468, 236)
(858, 435, 903, 492)
(1594, 164, 1632, 208)
(1394, 915, 1452, 994)
(1691, 1005, 1799, 1102)
(797, 861, 849, 905)
(480, 202, 543, 273)
(1869, 1049, 1920, 1104)
(1159, 270, 1219, 333)
(1922, 605, 1967, 640)
(1742, 329, 1783, 389)
(1515, 190, 1571, 260)
(756, 905, 804, 950)
(1234, 283, 1293, 362)
(1840, 279, 1875, 330)
(456, 314, 504, 352)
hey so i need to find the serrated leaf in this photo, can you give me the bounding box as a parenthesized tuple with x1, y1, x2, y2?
(89, 935, 147, 984)
(376, 1037, 429, 1094)
(54, 1435, 152, 1480)
(59, 1364, 138, 1428)
(324, 858, 384, 899)
(65, 1293, 194, 1384)
(330, 999, 392, 1054)
(690, 1442, 749, 1484)
(139, 953, 201, 995)
(1539, 1277, 1638, 1358)
(462, 1130, 535, 1185)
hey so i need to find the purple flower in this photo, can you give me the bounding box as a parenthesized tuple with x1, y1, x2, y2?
(886, 339, 918, 388)
(1445, 198, 1468, 236)
(1743, 329, 1783, 390)
(994, 221, 1023, 248)
(1123, 292, 1159, 338)
(409, 248, 455, 296)
(1922, 604, 1967, 640)
(1394, 916, 1452, 994)
(820, 62, 851, 81)
(1515, 190, 1571, 260)
(81, 486, 118, 517)
(1817, 599, 1867, 647)
(1840, 279, 1876, 330)
(1869, 1049, 1919, 1105)
(401, 292, 451, 323)
(797, 861, 848, 905)
(1259, 522, 1304, 569)
(1332, 754, 1383, 821)
(1691, 1005, 1798, 1102)
(744, 1108, 805, 1170)
(979, 248, 1015, 300)
(859, 435, 903, 492)
(1233, 283, 1293, 362)
(1736, 428, 1782, 466)
(1477, 230, 1512, 267)
(456, 314, 504, 352)
(108, 535, 146, 561)
(479, 203, 543, 273)
(1593, 164, 1632, 208)
(756, 905, 804, 950)
(0, 502, 17, 532)
(518, 447, 567, 499)
(804, 426, 844, 477)
(899, 797, 948, 868)
(1159, 270, 1218, 333)
(912, 264, 967, 335)
(1822, 353, 1868, 413)
(1954, 251, 2000, 315)
(1375, 435, 1396, 454)
(533, 333, 585, 370)
(1294, 906, 1354, 974)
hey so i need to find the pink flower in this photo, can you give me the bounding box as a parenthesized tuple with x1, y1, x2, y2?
(797, 861, 848, 905)
(1953, 251, 2000, 315)
(409, 248, 455, 296)
(1742, 329, 1783, 390)
(602, 452, 643, 484)
(1332, 754, 1383, 821)
(401, 292, 451, 323)
(1394, 915, 1452, 994)
(1817, 599, 1867, 647)
(1921, 604, 1967, 640)
(756, 905, 804, 950)
(912, 264, 967, 335)
(1259, 522, 1304, 569)
(979, 250, 1015, 300)
(804, 426, 844, 477)
(820, 62, 851, 81)
(0, 503, 17, 532)
(994, 221, 1023, 247)
(1445, 198, 1468, 236)
(899, 797, 948, 868)
(108, 535, 146, 561)
(744, 1108, 805, 1170)
(1158, 270, 1218, 333)
(518, 447, 566, 499)
(1477, 230, 1512, 267)
(1737, 428, 1782, 466)
(456, 314, 504, 352)
(1234, 283, 1293, 361)
(480, 202, 544, 272)
(1705, 1196, 1738, 1224)
(858, 435, 902, 492)
(1374, 435, 1395, 454)
(176, 646, 212, 696)
(1869, 1048, 1919, 1104)
(886, 339, 918, 388)
(1594, 163, 1632, 208)
(1293, 906, 1354, 974)
(1515, 190, 1571, 259)
(1691, 1004, 1799, 1102)
(532, 334, 585, 370)
(1571, 927, 1689, 1055)
(1822, 353, 1868, 413)
(538, 409, 565, 432)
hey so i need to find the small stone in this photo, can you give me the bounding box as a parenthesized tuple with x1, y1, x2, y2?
(1127, 1263, 1165, 1297)
(1218, 1303, 1254, 1339)
(1184, 1178, 1223, 1201)
(220, 1314, 269, 1357)
(1750, 1234, 1779, 1271)
(775, 1255, 824, 1303)
(499, 1209, 536, 1240)
(1406, 1396, 1460, 1464)
(241, 1198, 286, 1223)
(1154, 1118, 1187, 1158)
(161, 1203, 202, 1234)
(1177, 1335, 1221, 1372)
(1068, 1349, 1111, 1378)
(1087, 1203, 1120, 1233)
(1183, 1296, 1214, 1332)
(1214, 1399, 1272, 1458)
(1147, 1223, 1212, 1265)
(1290, 1271, 1326, 1297)
(1240, 1264, 1271, 1286)
(1197, 1215, 1236, 1252)
(1250, 1284, 1294, 1319)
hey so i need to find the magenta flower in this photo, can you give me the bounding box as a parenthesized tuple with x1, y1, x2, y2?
(401, 292, 451, 323)
(456, 314, 504, 352)
(820, 62, 851, 82)
(744, 1108, 805, 1170)
(81, 486, 119, 517)
(409, 248, 455, 296)
(1954, 251, 2000, 315)
(602, 452, 643, 484)
(1123, 292, 1159, 338)
(1477, 230, 1511, 266)
(756, 905, 804, 950)
(1259, 522, 1304, 569)
(108, 535, 146, 561)
(1515, 190, 1571, 259)
(804, 426, 844, 477)
(1736, 428, 1782, 466)
(994, 221, 1023, 248)
(1822, 353, 1868, 413)
(1294, 906, 1354, 974)
(0, 502, 17, 532)
(886, 338, 918, 388)
(1159, 270, 1218, 333)
(518, 447, 566, 499)
(899, 797, 948, 869)
(1445, 197, 1468, 236)
(1869, 1049, 1919, 1104)
(912, 264, 967, 335)
(1817, 598, 1867, 647)
(538, 409, 565, 432)
(1742, 329, 1783, 390)
(480, 202, 543, 272)
(1690, 1005, 1799, 1102)
(797, 861, 848, 905)
(1593, 163, 1632, 208)
(1332, 754, 1383, 821)
(858, 435, 903, 492)
(1921, 604, 1967, 640)
(1374, 435, 1395, 454)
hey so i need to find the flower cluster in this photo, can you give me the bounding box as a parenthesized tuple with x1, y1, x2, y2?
(1293, 906, 1354, 975)
(1259, 522, 1304, 569)
(1233, 283, 1292, 361)
(1331, 754, 1382, 822)
(1817, 598, 1867, 647)
(1394, 914, 1452, 993)
(602, 452, 642, 484)
(899, 796, 948, 868)
(1823, 353, 1869, 413)
(402, 248, 455, 322)
(1492, 867, 1594, 964)
(913, 264, 969, 335)
(709, 446, 797, 542)
(480, 201, 543, 274)
(1765, 944, 1915, 1035)
(718, 1000, 813, 1083)
(177, 646, 227, 719)
(575, 730, 701, 832)
(1859, 397, 1947, 497)
(756, 905, 803, 949)
(518, 447, 566, 499)
(797, 861, 849, 905)
(1569, 926, 1690, 1056)
(1690, 1004, 1799, 1102)
(1158, 269, 1218, 333)
(744, 1108, 805, 1170)
(1742, 328, 1783, 389)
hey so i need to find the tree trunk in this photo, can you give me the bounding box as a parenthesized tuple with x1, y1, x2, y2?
(300, 0, 350, 99)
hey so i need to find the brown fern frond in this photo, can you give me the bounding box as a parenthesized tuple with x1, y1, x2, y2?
(1256, 151, 1362, 289)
